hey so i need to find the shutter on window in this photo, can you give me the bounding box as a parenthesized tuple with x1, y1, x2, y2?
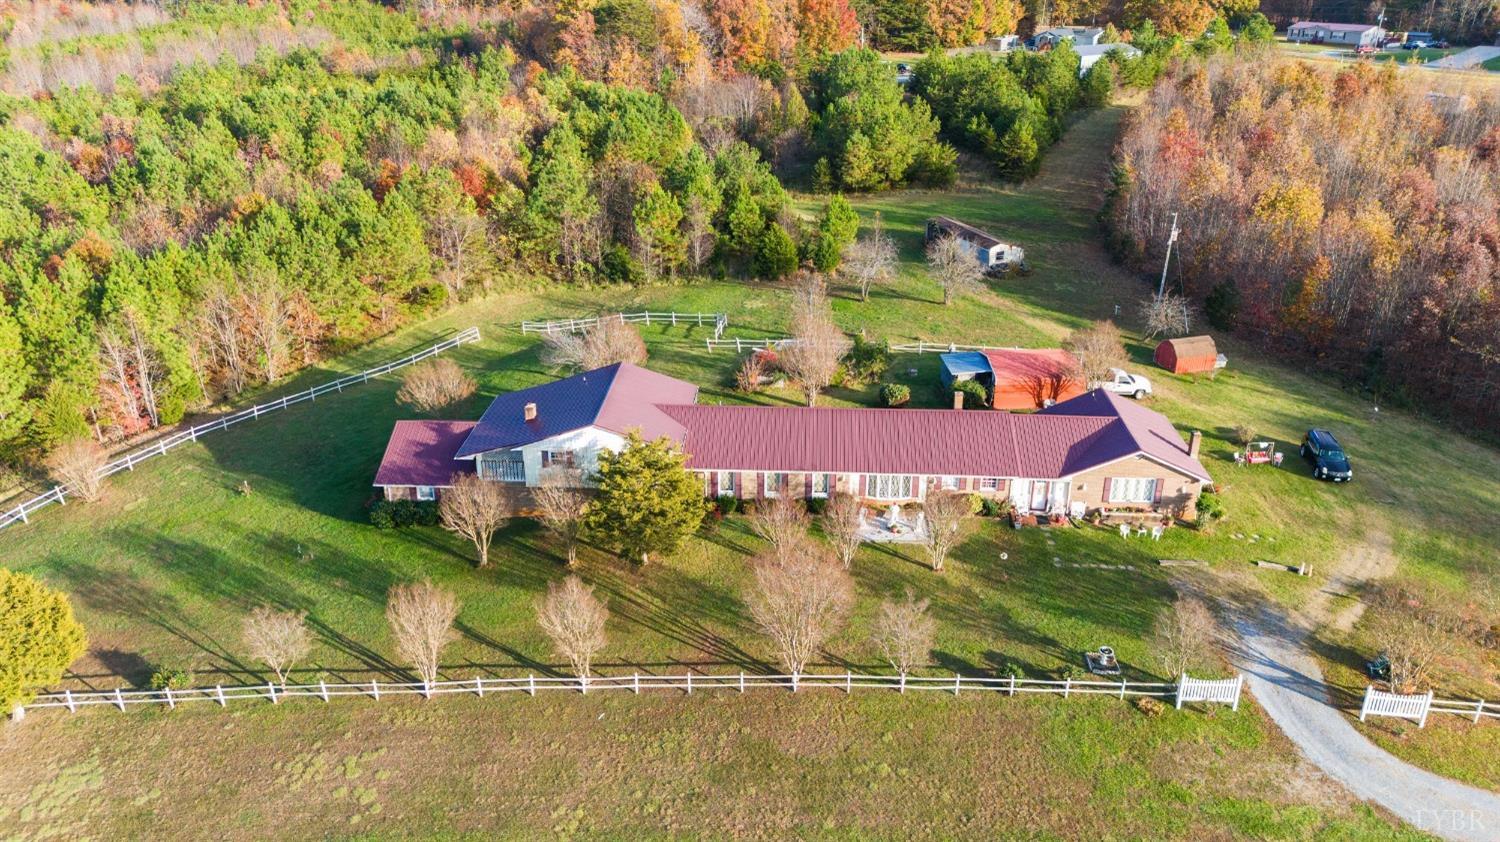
(709, 472, 718, 497)
(757, 472, 765, 498)
(910, 476, 919, 498)
(1102, 477, 1112, 502)
(1152, 479, 1163, 503)
(858, 474, 866, 497)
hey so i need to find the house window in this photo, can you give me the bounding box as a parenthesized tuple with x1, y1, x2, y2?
(866, 474, 914, 500)
(941, 476, 959, 490)
(811, 473, 831, 498)
(1108, 478, 1158, 504)
(716, 471, 737, 496)
(416, 485, 436, 501)
(541, 450, 575, 468)
(979, 477, 1001, 491)
(764, 472, 787, 497)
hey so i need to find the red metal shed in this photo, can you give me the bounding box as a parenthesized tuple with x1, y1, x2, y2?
(1154, 335, 1219, 374)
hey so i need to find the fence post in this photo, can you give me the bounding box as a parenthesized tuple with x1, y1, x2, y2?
(685, 672, 692, 695)
(64, 689, 75, 713)
(954, 672, 961, 697)
(1358, 685, 1372, 722)
(215, 684, 226, 707)
(1120, 680, 1127, 700)
(165, 687, 175, 710)
(1176, 674, 1186, 710)
(792, 672, 799, 693)
(1008, 674, 1015, 697)
(845, 672, 852, 694)
(320, 680, 329, 702)
(371, 680, 380, 700)
(738, 671, 745, 693)
(633, 673, 640, 695)
(528, 674, 536, 696)
(1063, 677, 1070, 700)
(1477, 699, 1486, 724)
(1419, 690, 1433, 728)
(114, 688, 125, 711)
(899, 672, 906, 694)
(580, 675, 587, 696)
(1232, 674, 1243, 712)
(423, 680, 432, 700)
(268, 682, 277, 704)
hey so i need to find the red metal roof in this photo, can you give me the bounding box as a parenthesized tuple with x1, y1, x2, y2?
(660, 405, 1117, 478)
(982, 349, 1079, 386)
(374, 420, 477, 487)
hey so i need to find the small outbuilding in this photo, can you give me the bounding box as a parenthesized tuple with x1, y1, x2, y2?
(984, 349, 1084, 410)
(938, 351, 993, 390)
(925, 217, 1025, 273)
(1154, 335, 1221, 375)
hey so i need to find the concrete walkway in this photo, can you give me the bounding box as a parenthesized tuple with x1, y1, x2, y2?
(1428, 46, 1500, 69)
(1232, 609, 1500, 841)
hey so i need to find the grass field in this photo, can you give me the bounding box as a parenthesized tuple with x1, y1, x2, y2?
(0, 99, 1496, 835)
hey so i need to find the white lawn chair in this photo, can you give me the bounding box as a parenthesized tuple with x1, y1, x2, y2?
(1150, 525, 1163, 541)
(1118, 523, 1130, 539)
(1135, 524, 1149, 538)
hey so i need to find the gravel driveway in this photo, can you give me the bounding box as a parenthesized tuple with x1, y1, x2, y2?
(1232, 608, 1500, 841)
(1428, 46, 1500, 69)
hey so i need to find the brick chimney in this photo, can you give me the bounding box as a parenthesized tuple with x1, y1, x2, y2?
(1188, 430, 1202, 459)
(524, 402, 538, 422)
(953, 391, 965, 410)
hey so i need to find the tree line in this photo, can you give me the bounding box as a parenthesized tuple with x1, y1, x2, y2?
(1109, 57, 1500, 435)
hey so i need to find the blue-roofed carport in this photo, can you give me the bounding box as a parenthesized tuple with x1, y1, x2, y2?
(939, 351, 994, 389)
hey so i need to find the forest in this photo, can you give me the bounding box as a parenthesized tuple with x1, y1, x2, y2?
(0, 0, 1190, 468)
(1109, 57, 1500, 434)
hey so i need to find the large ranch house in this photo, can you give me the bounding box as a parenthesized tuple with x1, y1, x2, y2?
(375, 363, 1213, 519)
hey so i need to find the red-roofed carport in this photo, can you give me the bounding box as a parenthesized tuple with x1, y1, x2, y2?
(981, 349, 1085, 410)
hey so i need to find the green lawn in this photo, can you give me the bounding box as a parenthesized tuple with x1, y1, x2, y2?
(1, 101, 1494, 834)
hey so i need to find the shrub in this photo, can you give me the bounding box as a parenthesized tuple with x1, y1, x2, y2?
(754, 224, 798, 279)
(714, 495, 741, 516)
(0, 569, 88, 711)
(1057, 663, 1085, 681)
(1196, 490, 1225, 526)
(396, 358, 477, 413)
(965, 493, 984, 514)
(805, 497, 828, 516)
(1232, 425, 1255, 447)
(735, 354, 767, 393)
(369, 499, 440, 529)
(979, 497, 1011, 518)
(997, 660, 1025, 679)
(148, 665, 193, 691)
(953, 378, 988, 409)
(880, 383, 910, 407)
(1135, 696, 1167, 718)
(845, 336, 890, 385)
(601, 243, 646, 285)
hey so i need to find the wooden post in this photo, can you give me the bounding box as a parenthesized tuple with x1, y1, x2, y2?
(1418, 690, 1434, 729)
(320, 680, 329, 702)
(1119, 680, 1127, 700)
(845, 672, 852, 694)
(1232, 675, 1243, 712)
(1176, 674, 1186, 710)
(64, 689, 75, 713)
(792, 672, 799, 693)
(215, 684, 226, 707)
(899, 673, 906, 694)
(954, 672, 961, 697)
(528, 674, 536, 696)
(371, 680, 380, 700)
(685, 672, 692, 695)
(1477, 700, 1486, 724)
(164, 687, 175, 710)
(1063, 677, 1070, 699)
(633, 673, 640, 695)
(475, 677, 484, 698)
(738, 671, 745, 693)
(1008, 674, 1015, 697)
(114, 688, 125, 711)
(580, 675, 587, 695)
(422, 680, 432, 700)
(1358, 685, 1372, 722)
(268, 682, 277, 704)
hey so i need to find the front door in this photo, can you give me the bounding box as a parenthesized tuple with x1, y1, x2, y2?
(1029, 480, 1048, 512)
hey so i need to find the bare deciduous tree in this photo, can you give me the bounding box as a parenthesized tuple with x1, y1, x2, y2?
(386, 580, 459, 687)
(925, 234, 985, 306)
(1140, 293, 1194, 340)
(540, 316, 648, 371)
(920, 490, 972, 572)
(735, 352, 768, 393)
(533, 467, 590, 566)
(200, 286, 250, 395)
(429, 209, 490, 296)
(396, 358, 477, 413)
(244, 279, 293, 383)
(873, 589, 936, 677)
(242, 606, 311, 686)
(746, 548, 854, 676)
(47, 438, 108, 502)
(749, 494, 811, 565)
(840, 212, 898, 302)
(779, 282, 851, 406)
(1064, 320, 1127, 387)
(683, 194, 715, 270)
(1152, 596, 1217, 679)
(1368, 583, 1463, 693)
(821, 492, 864, 570)
(439, 472, 512, 567)
(537, 575, 609, 678)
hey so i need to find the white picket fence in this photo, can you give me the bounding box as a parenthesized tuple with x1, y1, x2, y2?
(889, 341, 1039, 355)
(1176, 673, 1243, 710)
(703, 336, 795, 352)
(1358, 685, 1500, 728)
(521, 312, 728, 340)
(0, 327, 483, 533)
(17, 671, 1243, 716)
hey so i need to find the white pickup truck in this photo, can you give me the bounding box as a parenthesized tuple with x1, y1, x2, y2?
(1097, 368, 1152, 399)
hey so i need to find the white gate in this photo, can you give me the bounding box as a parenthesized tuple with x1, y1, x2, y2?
(1176, 673, 1244, 710)
(1358, 686, 1433, 728)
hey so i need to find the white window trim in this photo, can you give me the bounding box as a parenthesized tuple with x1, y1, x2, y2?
(716, 471, 736, 496)
(866, 474, 914, 500)
(979, 477, 1000, 491)
(811, 473, 831, 498)
(764, 473, 786, 498)
(415, 485, 436, 501)
(1108, 477, 1158, 504)
(941, 476, 959, 490)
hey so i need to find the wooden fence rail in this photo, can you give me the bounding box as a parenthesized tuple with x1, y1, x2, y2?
(521, 312, 728, 340)
(889, 341, 1041, 354)
(16, 672, 1243, 718)
(1358, 685, 1500, 728)
(0, 327, 483, 533)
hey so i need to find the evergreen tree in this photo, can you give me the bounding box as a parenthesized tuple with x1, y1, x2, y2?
(0, 569, 87, 713)
(727, 190, 766, 257)
(1081, 59, 1115, 108)
(996, 118, 1041, 180)
(633, 183, 686, 278)
(0, 308, 29, 445)
(1241, 13, 1275, 44)
(585, 432, 709, 565)
(755, 223, 800, 279)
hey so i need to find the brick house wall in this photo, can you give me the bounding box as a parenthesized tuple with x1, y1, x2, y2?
(1068, 454, 1203, 518)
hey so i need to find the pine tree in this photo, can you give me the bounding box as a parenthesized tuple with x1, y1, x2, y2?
(727, 190, 765, 257)
(996, 119, 1040, 180)
(585, 433, 709, 565)
(632, 183, 686, 278)
(1, 569, 87, 713)
(755, 223, 800, 279)
(0, 308, 30, 446)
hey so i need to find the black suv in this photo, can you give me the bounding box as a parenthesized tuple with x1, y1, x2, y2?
(1300, 429, 1353, 482)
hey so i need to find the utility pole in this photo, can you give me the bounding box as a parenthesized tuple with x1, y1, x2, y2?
(1156, 212, 1180, 298)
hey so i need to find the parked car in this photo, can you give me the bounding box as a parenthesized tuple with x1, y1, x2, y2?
(1300, 428, 1353, 481)
(1404, 32, 1434, 48)
(1098, 368, 1152, 399)
(1355, 43, 1377, 55)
